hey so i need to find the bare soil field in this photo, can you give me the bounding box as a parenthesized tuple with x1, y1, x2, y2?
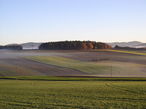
(0, 49, 146, 77)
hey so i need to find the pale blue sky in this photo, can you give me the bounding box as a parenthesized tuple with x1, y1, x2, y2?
(0, 0, 146, 44)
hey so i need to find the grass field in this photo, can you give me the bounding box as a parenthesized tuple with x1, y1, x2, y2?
(1, 76, 146, 81)
(97, 49, 146, 56)
(1, 50, 146, 77)
(0, 79, 146, 109)
(28, 56, 146, 77)
(0, 50, 146, 108)
(28, 56, 111, 75)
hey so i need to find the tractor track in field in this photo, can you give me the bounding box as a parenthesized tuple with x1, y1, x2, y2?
(105, 83, 144, 95)
(25, 58, 89, 75)
(0, 58, 87, 76)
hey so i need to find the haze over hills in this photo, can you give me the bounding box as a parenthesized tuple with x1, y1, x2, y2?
(108, 41, 146, 48)
(21, 42, 42, 50)
(21, 41, 146, 49)
(2, 41, 146, 50)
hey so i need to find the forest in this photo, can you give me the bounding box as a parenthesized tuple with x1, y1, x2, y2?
(39, 41, 112, 50)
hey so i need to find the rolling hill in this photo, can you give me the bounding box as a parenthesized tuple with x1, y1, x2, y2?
(108, 41, 146, 48)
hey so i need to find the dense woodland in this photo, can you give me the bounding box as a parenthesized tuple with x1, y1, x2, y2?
(0, 45, 22, 50)
(39, 41, 112, 50)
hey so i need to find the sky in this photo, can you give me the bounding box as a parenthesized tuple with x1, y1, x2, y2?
(0, 0, 146, 44)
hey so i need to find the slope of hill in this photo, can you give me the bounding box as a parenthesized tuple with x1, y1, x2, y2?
(136, 43, 146, 48)
(0, 44, 22, 50)
(108, 41, 145, 48)
(1, 50, 146, 77)
(4, 41, 146, 50)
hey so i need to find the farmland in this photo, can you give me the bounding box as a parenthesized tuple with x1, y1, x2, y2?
(0, 49, 146, 109)
(28, 56, 146, 77)
(0, 79, 146, 109)
(1, 49, 146, 77)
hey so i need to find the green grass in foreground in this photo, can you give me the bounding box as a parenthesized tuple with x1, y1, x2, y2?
(1, 76, 146, 81)
(0, 80, 146, 109)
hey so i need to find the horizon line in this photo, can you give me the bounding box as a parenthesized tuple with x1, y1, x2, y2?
(0, 40, 146, 46)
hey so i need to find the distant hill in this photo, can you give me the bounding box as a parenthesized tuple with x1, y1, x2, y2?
(4, 41, 146, 50)
(108, 41, 146, 48)
(7, 41, 112, 50)
(0, 44, 22, 50)
(136, 43, 146, 48)
(5, 43, 42, 50)
(21, 42, 42, 50)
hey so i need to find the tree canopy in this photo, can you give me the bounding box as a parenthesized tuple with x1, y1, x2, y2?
(39, 41, 112, 50)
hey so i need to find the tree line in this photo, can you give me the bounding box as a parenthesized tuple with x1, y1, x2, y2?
(39, 41, 112, 50)
(0, 45, 22, 50)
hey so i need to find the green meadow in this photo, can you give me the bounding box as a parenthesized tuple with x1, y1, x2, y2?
(0, 79, 146, 109)
(0, 50, 146, 109)
(28, 56, 111, 75)
(27, 56, 146, 77)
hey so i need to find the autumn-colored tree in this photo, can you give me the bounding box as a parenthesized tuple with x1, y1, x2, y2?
(87, 42, 94, 49)
(39, 41, 112, 50)
(81, 43, 88, 49)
